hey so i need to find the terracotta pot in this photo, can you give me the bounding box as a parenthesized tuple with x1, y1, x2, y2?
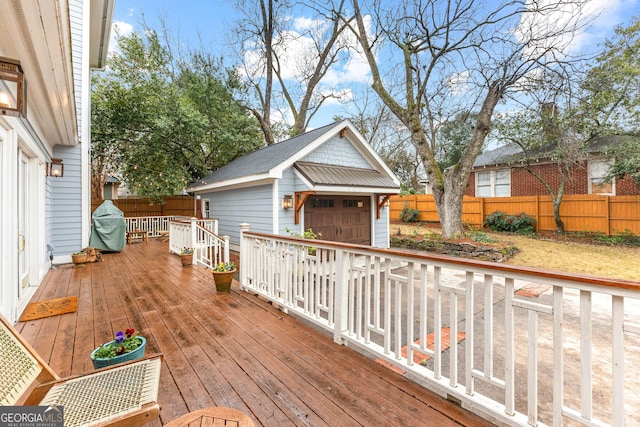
(212, 270, 236, 292)
(72, 253, 87, 265)
(90, 337, 146, 369)
(180, 253, 193, 266)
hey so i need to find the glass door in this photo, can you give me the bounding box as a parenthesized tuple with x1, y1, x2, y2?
(17, 149, 28, 297)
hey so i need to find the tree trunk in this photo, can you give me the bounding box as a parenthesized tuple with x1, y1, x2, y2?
(552, 198, 565, 233)
(436, 182, 466, 238)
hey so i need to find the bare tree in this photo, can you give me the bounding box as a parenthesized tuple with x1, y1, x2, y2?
(349, 0, 590, 238)
(232, 0, 356, 144)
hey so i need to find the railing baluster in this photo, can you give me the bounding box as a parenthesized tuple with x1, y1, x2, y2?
(465, 271, 474, 394)
(419, 264, 428, 354)
(484, 275, 494, 380)
(384, 259, 391, 356)
(505, 278, 515, 416)
(581, 290, 593, 420)
(612, 296, 624, 427)
(528, 310, 538, 425)
(364, 256, 372, 345)
(406, 263, 415, 366)
(434, 266, 442, 380)
(553, 285, 564, 426)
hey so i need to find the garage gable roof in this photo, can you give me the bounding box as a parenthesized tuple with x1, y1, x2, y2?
(295, 162, 398, 189)
(188, 120, 400, 192)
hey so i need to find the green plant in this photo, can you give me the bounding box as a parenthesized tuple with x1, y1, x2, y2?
(592, 229, 640, 246)
(484, 211, 536, 235)
(92, 329, 142, 359)
(468, 229, 497, 243)
(180, 247, 194, 255)
(73, 251, 85, 255)
(212, 262, 236, 272)
(285, 227, 322, 254)
(285, 227, 321, 240)
(399, 203, 421, 223)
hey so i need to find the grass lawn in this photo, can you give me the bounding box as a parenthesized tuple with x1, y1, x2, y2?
(390, 222, 640, 281)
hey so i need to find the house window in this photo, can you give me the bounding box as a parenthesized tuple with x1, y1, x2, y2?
(588, 159, 614, 195)
(476, 169, 511, 197)
(201, 199, 210, 218)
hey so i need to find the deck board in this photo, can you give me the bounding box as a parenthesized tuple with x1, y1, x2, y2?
(16, 240, 493, 426)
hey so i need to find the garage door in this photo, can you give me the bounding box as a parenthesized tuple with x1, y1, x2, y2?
(303, 196, 371, 245)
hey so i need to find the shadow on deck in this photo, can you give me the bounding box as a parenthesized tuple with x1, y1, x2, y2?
(15, 239, 492, 426)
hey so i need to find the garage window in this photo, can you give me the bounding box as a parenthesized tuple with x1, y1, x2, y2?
(311, 198, 334, 208)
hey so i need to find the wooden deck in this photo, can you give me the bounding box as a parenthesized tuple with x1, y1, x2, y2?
(15, 239, 492, 426)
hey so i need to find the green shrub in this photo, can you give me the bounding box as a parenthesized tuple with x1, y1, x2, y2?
(399, 204, 421, 223)
(484, 211, 536, 235)
(593, 229, 640, 246)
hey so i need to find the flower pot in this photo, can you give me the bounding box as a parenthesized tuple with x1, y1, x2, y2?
(90, 337, 146, 369)
(72, 252, 87, 265)
(212, 269, 236, 292)
(180, 253, 193, 266)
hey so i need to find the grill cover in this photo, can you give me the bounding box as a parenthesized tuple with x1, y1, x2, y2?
(88, 201, 126, 252)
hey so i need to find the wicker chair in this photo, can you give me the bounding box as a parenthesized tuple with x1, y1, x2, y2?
(0, 314, 163, 427)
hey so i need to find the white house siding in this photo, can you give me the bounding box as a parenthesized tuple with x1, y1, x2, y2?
(206, 184, 273, 248)
(301, 135, 372, 169)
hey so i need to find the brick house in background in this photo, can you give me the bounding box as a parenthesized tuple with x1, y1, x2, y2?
(464, 136, 640, 197)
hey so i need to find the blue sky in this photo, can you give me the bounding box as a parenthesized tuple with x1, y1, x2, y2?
(111, 1, 640, 129)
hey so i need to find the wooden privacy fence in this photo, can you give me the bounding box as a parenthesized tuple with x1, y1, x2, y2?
(390, 194, 640, 235)
(91, 196, 200, 218)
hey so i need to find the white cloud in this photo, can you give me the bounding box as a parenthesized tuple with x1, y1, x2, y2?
(445, 71, 471, 95)
(241, 13, 372, 87)
(515, 0, 635, 56)
(109, 21, 134, 55)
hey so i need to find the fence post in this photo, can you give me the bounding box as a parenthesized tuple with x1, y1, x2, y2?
(605, 196, 611, 236)
(238, 223, 251, 290)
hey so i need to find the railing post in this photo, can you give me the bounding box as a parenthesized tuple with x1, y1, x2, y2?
(190, 217, 197, 264)
(333, 248, 347, 344)
(238, 223, 251, 290)
(223, 235, 230, 264)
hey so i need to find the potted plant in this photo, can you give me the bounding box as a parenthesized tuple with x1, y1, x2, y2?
(180, 247, 194, 266)
(71, 251, 87, 266)
(211, 262, 237, 292)
(90, 328, 146, 369)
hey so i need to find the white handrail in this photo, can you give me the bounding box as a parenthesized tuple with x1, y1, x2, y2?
(238, 224, 640, 427)
(168, 218, 228, 269)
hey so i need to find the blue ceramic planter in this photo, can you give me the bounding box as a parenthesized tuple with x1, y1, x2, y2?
(90, 336, 146, 369)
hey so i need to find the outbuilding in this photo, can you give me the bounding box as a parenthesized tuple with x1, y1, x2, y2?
(187, 120, 401, 250)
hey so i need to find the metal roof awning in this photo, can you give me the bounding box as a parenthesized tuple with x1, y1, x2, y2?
(294, 161, 399, 189)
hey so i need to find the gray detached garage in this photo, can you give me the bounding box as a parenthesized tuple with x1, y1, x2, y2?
(187, 120, 400, 250)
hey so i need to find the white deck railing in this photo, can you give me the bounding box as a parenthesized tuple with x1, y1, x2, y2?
(169, 218, 228, 269)
(124, 215, 191, 237)
(238, 223, 640, 427)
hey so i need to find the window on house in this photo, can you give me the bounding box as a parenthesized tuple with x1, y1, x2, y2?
(588, 159, 614, 195)
(476, 169, 511, 197)
(202, 199, 210, 218)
